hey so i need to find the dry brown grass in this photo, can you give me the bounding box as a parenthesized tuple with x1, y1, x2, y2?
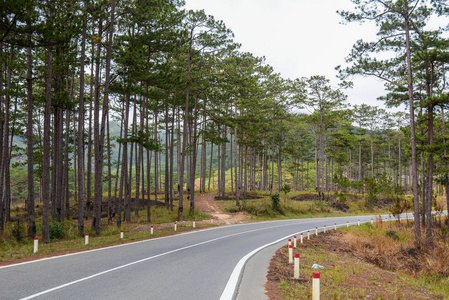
(342, 217, 449, 278)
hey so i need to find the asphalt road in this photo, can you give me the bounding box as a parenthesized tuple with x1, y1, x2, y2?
(0, 215, 380, 300)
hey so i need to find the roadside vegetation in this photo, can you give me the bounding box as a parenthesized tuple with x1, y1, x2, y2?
(266, 219, 449, 299)
(0, 198, 211, 264)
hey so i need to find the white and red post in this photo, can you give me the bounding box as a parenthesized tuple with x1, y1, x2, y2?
(174, 221, 177, 231)
(85, 233, 89, 245)
(312, 272, 320, 300)
(288, 245, 293, 264)
(33, 237, 38, 253)
(151, 225, 154, 235)
(293, 236, 297, 248)
(307, 230, 310, 240)
(294, 253, 300, 279)
(300, 233, 304, 244)
(120, 230, 124, 239)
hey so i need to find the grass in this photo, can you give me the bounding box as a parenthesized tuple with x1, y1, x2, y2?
(220, 191, 392, 221)
(0, 204, 213, 263)
(269, 218, 449, 300)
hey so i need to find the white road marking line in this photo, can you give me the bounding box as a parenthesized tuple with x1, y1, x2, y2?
(19, 222, 295, 300)
(220, 216, 386, 300)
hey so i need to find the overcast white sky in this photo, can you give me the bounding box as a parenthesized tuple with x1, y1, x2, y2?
(183, 0, 400, 111)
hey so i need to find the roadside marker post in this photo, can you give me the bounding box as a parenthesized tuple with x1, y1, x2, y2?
(312, 272, 320, 300)
(293, 236, 297, 248)
(150, 225, 154, 235)
(85, 233, 89, 246)
(307, 230, 310, 240)
(288, 245, 293, 264)
(294, 253, 300, 279)
(324, 225, 326, 233)
(120, 230, 124, 239)
(33, 237, 38, 253)
(288, 239, 291, 247)
(358, 220, 360, 226)
(193, 220, 196, 228)
(315, 227, 318, 235)
(174, 221, 177, 231)
(300, 233, 303, 244)
(334, 223, 337, 230)
(347, 221, 349, 227)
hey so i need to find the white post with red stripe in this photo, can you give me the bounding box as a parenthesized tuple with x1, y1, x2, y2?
(300, 233, 303, 244)
(324, 225, 326, 233)
(334, 223, 337, 230)
(33, 237, 38, 253)
(288, 239, 291, 247)
(120, 230, 124, 239)
(151, 225, 154, 235)
(294, 253, 300, 279)
(312, 272, 320, 300)
(293, 236, 297, 248)
(288, 245, 293, 264)
(85, 233, 89, 245)
(307, 230, 310, 240)
(174, 221, 177, 231)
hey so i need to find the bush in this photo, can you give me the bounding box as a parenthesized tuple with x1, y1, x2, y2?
(271, 193, 281, 211)
(49, 221, 65, 241)
(10, 220, 25, 242)
(385, 230, 399, 240)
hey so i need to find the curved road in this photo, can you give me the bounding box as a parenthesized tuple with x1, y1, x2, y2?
(1, 215, 382, 300)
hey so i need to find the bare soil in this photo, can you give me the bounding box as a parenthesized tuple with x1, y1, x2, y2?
(265, 231, 440, 299)
(195, 192, 248, 224)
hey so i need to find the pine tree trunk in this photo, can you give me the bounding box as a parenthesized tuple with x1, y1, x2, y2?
(426, 103, 434, 248)
(26, 35, 36, 238)
(405, 13, 421, 244)
(42, 46, 53, 244)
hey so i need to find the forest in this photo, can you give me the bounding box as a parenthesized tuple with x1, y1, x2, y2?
(0, 0, 448, 250)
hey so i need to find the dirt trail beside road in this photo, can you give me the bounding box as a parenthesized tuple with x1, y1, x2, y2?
(195, 192, 247, 225)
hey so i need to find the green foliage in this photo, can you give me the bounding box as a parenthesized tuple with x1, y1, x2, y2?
(10, 220, 25, 242)
(334, 173, 351, 193)
(364, 177, 379, 205)
(271, 193, 281, 211)
(442, 227, 448, 235)
(385, 230, 399, 241)
(280, 184, 291, 194)
(49, 221, 65, 241)
(338, 192, 347, 204)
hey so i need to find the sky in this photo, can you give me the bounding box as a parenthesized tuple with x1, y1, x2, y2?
(183, 0, 397, 111)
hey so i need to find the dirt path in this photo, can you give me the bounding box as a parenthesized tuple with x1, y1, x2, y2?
(195, 192, 247, 225)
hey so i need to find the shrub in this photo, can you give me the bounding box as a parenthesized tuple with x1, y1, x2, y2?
(49, 221, 65, 240)
(385, 230, 399, 240)
(10, 220, 25, 242)
(271, 193, 281, 211)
